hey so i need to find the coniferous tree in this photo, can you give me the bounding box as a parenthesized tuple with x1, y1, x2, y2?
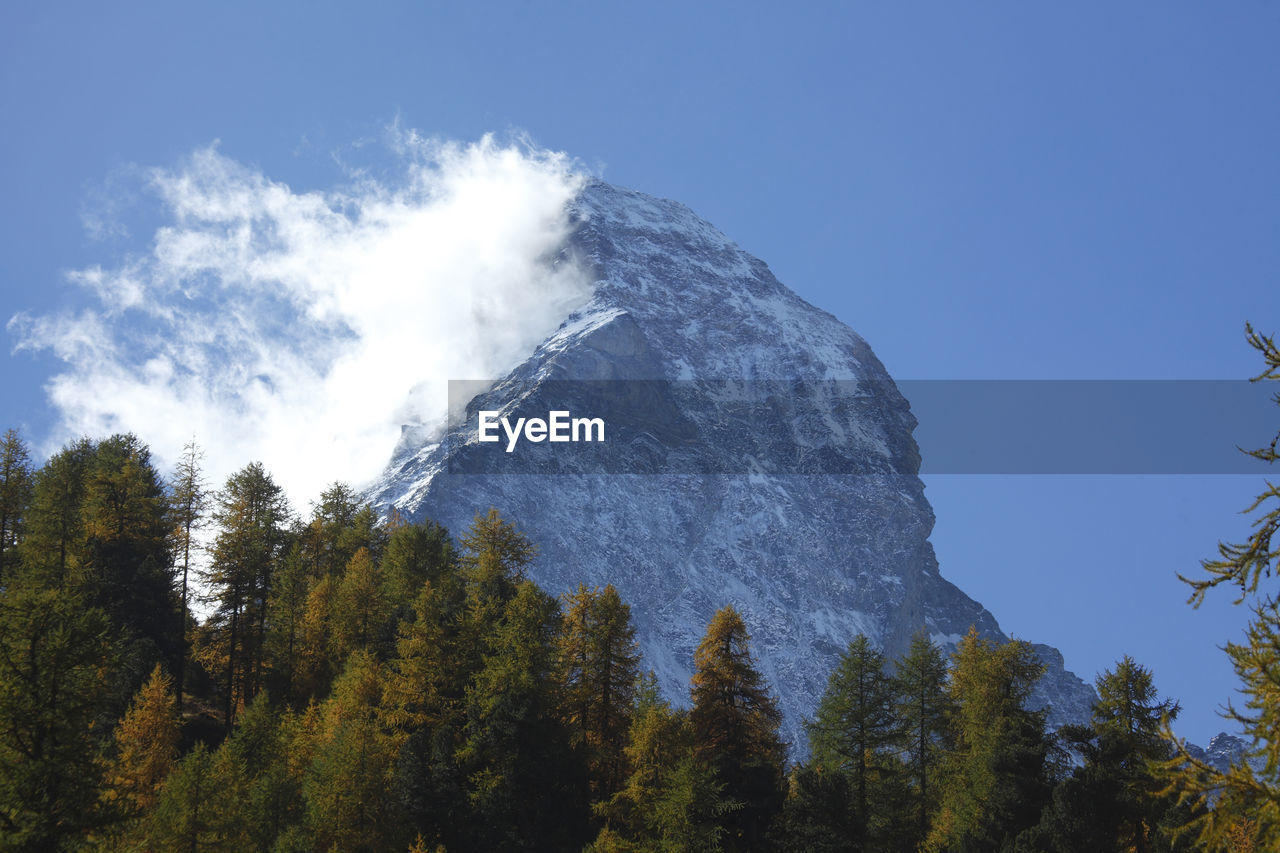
(144, 742, 219, 852)
(559, 582, 642, 802)
(19, 437, 92, 588)
(806, 633, 900, 845)
(460, 507, 535, 633)
(0, 428, 34, 581)
(385, 576, 471, 851)
(204, 462, 291, 730)
(0, 582, 115, 848)
(102, 663, 180, 819)
(302, 650, 404, 852)
(773, 763, 856, 853)
(460, 578, 587, 850)
(893, 631, 952, 846)
(595, 673, 736, 851)
(302, 482, 384, 579)
(264, 542, 311, 705)
(1029, 657, 1192, 852)
(80, 433, 177, 681)
(170, 439, 207, 716)
(331, 546, 394, 661)
(690, 605, 787, 851)
(383, 517, 454, 605)
(1159, 324, 1280, 849)
(925, 627, 1053, 852)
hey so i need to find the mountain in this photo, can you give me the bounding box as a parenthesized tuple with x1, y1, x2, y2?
(1185, 732, 1265, 775)
(368, 179, 1097, 749)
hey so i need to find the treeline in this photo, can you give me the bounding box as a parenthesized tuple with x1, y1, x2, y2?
(0, 422, 1271, 850)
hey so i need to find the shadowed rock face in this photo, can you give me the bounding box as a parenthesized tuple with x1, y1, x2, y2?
(369, 179, 1096, 750)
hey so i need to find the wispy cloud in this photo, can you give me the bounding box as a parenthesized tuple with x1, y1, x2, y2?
(11, 132, 593, 506)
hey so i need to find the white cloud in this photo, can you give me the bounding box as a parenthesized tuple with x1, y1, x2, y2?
(11, 132, 594, 509)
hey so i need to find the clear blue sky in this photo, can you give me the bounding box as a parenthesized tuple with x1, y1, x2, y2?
(2, 1, 1277, 744)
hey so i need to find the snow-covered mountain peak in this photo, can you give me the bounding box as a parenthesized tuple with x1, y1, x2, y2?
(368, 179, 1097, 749)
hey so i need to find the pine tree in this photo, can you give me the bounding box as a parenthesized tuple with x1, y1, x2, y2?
(0, 581, 115, 848)
(1160, 324, 1280, 849)
(79, 433, 177, 681)
(690, 605, 787, 851)
(0, 429, 34, 582)
(170, 439, 207, 716)
(19, 437, 92, 588)
(205, 462, 291, 730)
(893, 631, 952, 846)
(806, 633, 900, 844)
(1029, 657, 1190, 853)
(459, 579, 588, 850)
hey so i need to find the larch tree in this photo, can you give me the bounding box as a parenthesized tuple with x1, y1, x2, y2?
(169, 439, 207, 716)
(558, 582, 641, 801)
(925, 627, 1052, 852)
(689, 605, 787, 851)
(19, 437, 92, 589)
(1161, 323, 1280, 850)
(301, 650, 404, 853)
(80, 434, 176, 682)
(0, 429, 33, 582)
(1030, 656, 1189, 853)
(102, 663, 180, 820)
(206, 462, 292, 730)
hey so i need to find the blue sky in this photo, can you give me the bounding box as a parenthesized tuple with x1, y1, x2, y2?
(2, 1, 1277, 744)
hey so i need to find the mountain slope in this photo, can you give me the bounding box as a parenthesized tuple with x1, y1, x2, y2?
(369, 180, 1096, 749)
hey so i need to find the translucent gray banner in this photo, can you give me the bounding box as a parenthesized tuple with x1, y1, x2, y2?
(441, 379, 1276, 475)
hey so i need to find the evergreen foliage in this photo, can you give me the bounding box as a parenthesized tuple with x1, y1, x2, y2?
(806, 633, 901, 846)
(0, 581, 115, 848)
(0, 421, 1257, 850)
(203, 462, 292, 729)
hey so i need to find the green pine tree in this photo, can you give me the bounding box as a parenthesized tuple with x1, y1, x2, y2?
(0, 581, 116, 849)
(806, 633, 901, 846)
(204, 462, 292, 730)
(893, 631, 952, 846)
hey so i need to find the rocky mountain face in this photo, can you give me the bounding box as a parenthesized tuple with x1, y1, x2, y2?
(1185, 732, 1264, 774)
(368, 179, 1097, 750)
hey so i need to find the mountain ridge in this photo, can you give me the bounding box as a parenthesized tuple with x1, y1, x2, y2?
(369, 179, 1099, 749)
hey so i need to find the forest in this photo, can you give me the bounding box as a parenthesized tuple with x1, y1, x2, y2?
(0, 327, 1275, 852)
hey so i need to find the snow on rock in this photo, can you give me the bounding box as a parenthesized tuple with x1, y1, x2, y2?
(367, 179, 1097, 752)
